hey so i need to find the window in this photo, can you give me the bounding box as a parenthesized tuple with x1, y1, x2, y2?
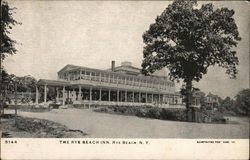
(110, 74, 114, 83)
(136, 79, 139, 86)
(105, 74, 109, 82)
(64, 73, 67, 80)
(101, 73, 105, 82)
(113, 75, 117, 83)
(129, 77, 133, 85)
(125, 77, 128, 85)
(118, 76, 122, 84)
(146, 80, 149, 88)
(132, 78, 135, 86)
(86, 71, 90, 80)
(75, 71, 80, 80)
(151, 81, 154, 88)
(81, 70, 85, 79)
(154, 82, 157, 88)
(91, 72, 95, 81)
(122, 76, 125, 84)
(144, 80, 147, 87)
(69, 72, 74, 80)
(96, 72, 100, 81)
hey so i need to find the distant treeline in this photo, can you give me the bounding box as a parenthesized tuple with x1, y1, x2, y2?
(1, 70, 37, 93)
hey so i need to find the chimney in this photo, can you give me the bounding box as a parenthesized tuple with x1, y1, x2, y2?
(111, 60, 115, 72)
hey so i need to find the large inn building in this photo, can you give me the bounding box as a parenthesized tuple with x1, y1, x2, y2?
(36, 61, 201, 108)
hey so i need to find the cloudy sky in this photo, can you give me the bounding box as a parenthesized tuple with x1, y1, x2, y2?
(4, 1, 249, 98)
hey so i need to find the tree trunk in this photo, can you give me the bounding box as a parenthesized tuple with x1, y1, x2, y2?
(0, 53, 2, 115)
(186, 79, 193, 122)
(0, 0, 3, 116)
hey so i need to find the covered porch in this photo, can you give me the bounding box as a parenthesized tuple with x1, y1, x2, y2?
(36, 79, 184, 108)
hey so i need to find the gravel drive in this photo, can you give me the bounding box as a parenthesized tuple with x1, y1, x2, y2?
(6, 108, 249, 138)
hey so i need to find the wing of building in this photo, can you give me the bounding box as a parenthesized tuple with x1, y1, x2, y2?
(36, 61, 194, 108)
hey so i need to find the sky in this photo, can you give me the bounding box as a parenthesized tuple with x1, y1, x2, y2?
(4, 0, 250, 98)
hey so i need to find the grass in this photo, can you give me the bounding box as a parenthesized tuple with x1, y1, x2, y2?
(1, 114, 87, 138)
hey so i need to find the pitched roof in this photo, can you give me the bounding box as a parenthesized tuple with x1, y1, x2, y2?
(57, 64, 80, 73)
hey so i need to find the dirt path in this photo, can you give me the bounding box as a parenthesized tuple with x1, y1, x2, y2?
(5, 108, 249, 138)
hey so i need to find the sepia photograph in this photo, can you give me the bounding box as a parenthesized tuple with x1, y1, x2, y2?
(0, 0, 249, 159)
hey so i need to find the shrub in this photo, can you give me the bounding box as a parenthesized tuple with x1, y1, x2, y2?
(160, 108, 186, 121)
(146, 108, 161, 119)
(135, 109, 147, 117)
(113, 106, 127, 114)
(210, 112, 227, 123)
(94, 107, 108, 113)
(94, 105, 228, 123)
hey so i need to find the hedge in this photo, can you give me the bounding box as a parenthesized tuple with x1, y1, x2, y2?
(94, 105, 226, 123)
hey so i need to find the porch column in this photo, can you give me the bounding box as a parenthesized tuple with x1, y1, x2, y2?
(125, 90, 127, 102)
(139, 92, 141, 103)
(158, 94, 160, 104)
(80, 70, 82, 80)
(145, 92, 147, 104)
(99, 73, 101, 82)
(56, 87, 59, 100)
(35, 86, 39, 104)
(90, 87, 92, 108)
(78, 85, 82, 100)
(132, 91, 134, 103)
(109, 74, 111, 83)
(99, 88, 102, 102)
(108, 89, 111, 104)
(117, 90, 119, 103)
(73, 89, 76, 101)
(44, 84, 47, 103)
(166, 94, 168, 104)
(152, 94, 154, 103)
(62, 86, 66, 105)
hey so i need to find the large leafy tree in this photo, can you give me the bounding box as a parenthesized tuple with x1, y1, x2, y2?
(219, 96, 235, 113)
(1, 1, 20, 59)
(1, 70, 15, 92)
(235, 89, 250, 116)
(15, 75, 37, 92)
(0, 1, 20, 114)
(141, 0, 241, 118)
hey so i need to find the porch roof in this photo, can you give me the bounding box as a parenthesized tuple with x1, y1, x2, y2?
(37, 79, 70, 86)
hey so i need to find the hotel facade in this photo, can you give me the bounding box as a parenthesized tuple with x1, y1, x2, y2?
(36, 61, 200, 108)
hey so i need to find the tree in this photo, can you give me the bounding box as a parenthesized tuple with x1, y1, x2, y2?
(15, 75, 37, 92)
(1, 70, 16, 92)
(1, 1, 20, 59)
(235, 89, 250, 116)
(0, 1, 21, 114)
(219, 96, 235, 113)
(141, 0, 241, 121)
(180, 84, 200, 103)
